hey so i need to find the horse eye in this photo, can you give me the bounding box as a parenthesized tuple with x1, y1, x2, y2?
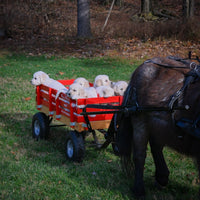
(105, 80, 108, 82)
(73, 89, 76, 92)
(120, 88, 123, 90)
(35, 78, 37, 80)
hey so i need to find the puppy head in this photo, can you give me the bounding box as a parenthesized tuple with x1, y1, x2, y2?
(84, 87, 98, 98)
(31, 71, 49, 86)
(103, 86, 114, 97)
(94, 75, 111, 87)
(113, 81, 128, 96)
(96, 86, 114, 98)
(67, 83, 86, 99)
(73, 77, 90, 88)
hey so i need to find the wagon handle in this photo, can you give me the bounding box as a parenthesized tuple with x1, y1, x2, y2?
(81, 104, 190, 116)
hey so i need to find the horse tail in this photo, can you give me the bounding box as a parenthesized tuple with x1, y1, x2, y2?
(115, 83, 137, 176)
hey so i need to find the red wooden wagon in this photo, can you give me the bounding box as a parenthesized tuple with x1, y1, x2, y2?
(32, 79, 123, 161)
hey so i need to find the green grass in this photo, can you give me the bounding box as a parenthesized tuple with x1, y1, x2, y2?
(0, 52, 199, 200)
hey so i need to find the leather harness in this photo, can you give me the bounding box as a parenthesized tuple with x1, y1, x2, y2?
(81, 55, 200, 139)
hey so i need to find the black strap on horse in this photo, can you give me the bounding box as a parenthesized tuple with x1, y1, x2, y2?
(168, 74, 196, 109)
(81, 103, 189, 116)
(82, 54, 200, 131)
(144, 56, 197, 70)
(168, 60, 200, 109)
(144, 59, 190, 69)
(144, 56, 200, 109)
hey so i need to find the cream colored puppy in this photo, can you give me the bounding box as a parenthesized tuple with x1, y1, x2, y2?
(31, 71, 68, 99)
(73, 77, 90, 88)
(94, 75, 111, 88)
(84, 87, 98, 98)
(96, 86, 114, 98)
(112, 81, 128, 96)
(67, 83, 97, 99)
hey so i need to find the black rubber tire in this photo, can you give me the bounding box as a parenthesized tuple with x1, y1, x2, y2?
(65, 131, 85, 162)
(32, 112, 50, 140)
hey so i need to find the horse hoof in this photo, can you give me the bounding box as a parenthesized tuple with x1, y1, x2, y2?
(155, 180, 166, 190)
(155, 174, 169, 187)
(132, 187, 145, 199)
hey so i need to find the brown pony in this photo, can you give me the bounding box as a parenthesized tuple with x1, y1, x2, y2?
(116, 56, 200, 197)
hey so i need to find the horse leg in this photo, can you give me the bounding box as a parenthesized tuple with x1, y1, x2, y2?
(149, 139, 169, 187)
(196, 157, 200, 198)
(132, 116, 149, 197)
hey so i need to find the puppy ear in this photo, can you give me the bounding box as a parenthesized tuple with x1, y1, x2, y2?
(96, 79, 102, 87)
(40, 72, 49, 83)
(111, 81, 115, 88)
(79, 88, 86, 98)
(84, 81, 89, 88)
(113, 84, 117, 91)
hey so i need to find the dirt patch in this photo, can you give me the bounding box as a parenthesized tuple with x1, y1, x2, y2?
(0, 0, 200, 59)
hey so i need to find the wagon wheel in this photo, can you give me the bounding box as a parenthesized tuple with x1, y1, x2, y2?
(65, 131, 85, 162)
(32, 112, 50, 140)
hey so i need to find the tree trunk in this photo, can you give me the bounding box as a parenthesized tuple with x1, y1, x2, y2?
(77, 0, 92, 38)
(141, 0, 152, 14)
(115, 0, 124, 7)
(182, 0, 194, 18)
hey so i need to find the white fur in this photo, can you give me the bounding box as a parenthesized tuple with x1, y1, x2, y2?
(67, 83, 97, 99)
(31, 71, 68, 99)
(96, 86, 114, 98)
(112, 81, 128, 96)
(73, 77, 90, 88)
(94, 75, 111, 88)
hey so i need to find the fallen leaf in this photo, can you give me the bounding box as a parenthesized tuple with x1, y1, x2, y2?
(24, 97, 31, 101)
(59, 71, 64, 75)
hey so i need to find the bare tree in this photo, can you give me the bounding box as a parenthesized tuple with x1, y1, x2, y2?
(141, 0, 152, 14)
(183, 0, 195, 18)
(77, 0, 92, 38)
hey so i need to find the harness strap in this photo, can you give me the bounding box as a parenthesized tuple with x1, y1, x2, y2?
(145, 57, 200, 70)
(144, 59, 190, 69)
(81, 104, 189, 116)
(145, 57, 200, 109)
(168, 75, 195, 109)
(82, 56, 200, 126)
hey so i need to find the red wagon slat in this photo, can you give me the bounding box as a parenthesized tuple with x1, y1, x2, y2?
(35, 79, 123, 132)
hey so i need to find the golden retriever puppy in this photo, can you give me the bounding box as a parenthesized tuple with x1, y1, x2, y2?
(73, 77, 90, 88)
(84, 87, 98, 98)
(67, 83, 97, 99)
(112, 81, 128, 96)
(96, 86, 114, 98)
(31, 71, 68, 99)
(94, 75, 111, 88)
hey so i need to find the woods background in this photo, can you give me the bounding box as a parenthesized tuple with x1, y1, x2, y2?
(0, 0, 200, 57)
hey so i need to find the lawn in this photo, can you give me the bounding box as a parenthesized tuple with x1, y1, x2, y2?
(0, 52, 199, 200)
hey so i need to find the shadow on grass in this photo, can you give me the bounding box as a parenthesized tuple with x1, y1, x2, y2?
(0, 112, 117, 165)
(0, 112, 133, 198)
(0, 112, 199, 199)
